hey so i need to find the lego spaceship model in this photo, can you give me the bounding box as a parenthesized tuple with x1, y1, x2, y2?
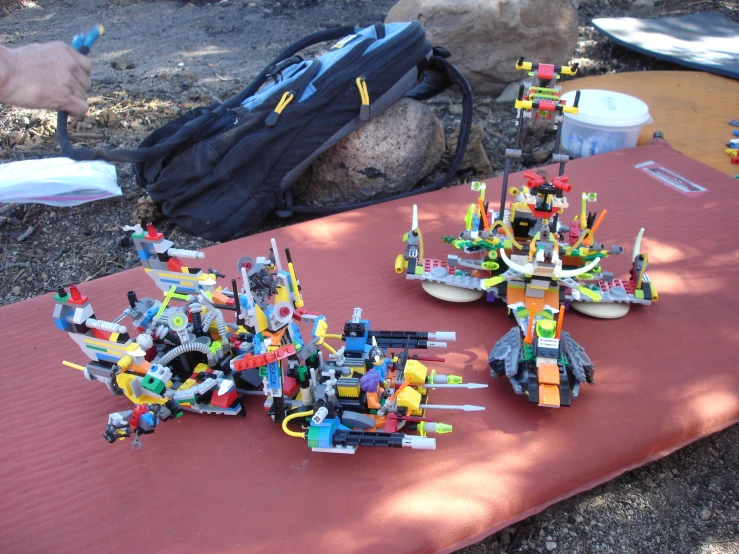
(395, 59, 658, 408)
(54, 224, 486, 453)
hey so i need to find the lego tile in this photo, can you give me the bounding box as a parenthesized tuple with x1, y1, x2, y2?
(0, 140, 737, 554)
(537, 363, 560, 385)
(538, 384, 561, 408)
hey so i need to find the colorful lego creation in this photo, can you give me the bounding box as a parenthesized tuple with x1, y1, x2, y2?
(395, 59, 658, 408)
(55, 224, 486, 452)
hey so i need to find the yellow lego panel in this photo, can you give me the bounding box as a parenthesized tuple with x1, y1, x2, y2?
(116, 373, 168, 405)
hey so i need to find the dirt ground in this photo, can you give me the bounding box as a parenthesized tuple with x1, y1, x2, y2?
(1, 1, 737, 553)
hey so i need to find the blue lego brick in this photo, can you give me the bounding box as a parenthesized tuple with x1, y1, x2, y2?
(307, 417, 347, 449)
(53, 317, 71, 331)
(290, 322, 304, 348)
(95, 353, 120, 364)
(267, 362, 281, 390)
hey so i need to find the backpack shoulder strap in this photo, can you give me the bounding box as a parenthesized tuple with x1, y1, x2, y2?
(281, 54, 473, 217)
(57, 26, 357, 163)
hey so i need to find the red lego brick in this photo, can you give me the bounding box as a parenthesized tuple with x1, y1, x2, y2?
(537, 64, 555, 81)
(145, 222, 164, 240)
(210, 386, 238, 408)
(282, 376, 299, 398)
(167, 258, 184, 272)
(537, 99, 557, 112)
(67, 284, 89, 305)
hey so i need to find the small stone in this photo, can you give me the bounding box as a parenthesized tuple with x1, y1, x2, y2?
(495, 79, 525, 103)
(111, 58, 136, 70)
(12, 286, 21, 295)
(500, 530, 511, 545)
(671, 468, 679, 476)
(180, 72, 199, 84)
(574, 514, 584, 524)
(545, 541, 557, 551)
(700, 508, 711, 520)
(448, 103, 463, 116)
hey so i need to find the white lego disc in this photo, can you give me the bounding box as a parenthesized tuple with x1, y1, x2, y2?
(571, 301, 630, 319)
(422, 281, 484, 303)
(236, 256, 257, 276)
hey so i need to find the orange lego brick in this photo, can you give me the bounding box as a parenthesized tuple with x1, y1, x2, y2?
(538, 384, 560, 408)
(537, 363, 560, 385)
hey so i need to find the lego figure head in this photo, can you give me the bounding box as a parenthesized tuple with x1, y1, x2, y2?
(368, 343, 385, 367)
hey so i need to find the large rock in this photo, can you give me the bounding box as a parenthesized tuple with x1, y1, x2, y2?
(386, 0, 579, 95)
(294, 98, 444, 206)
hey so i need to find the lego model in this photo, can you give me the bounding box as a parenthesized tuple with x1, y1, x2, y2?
(55, 224, 486, 452)
(395, 59, 658, 408)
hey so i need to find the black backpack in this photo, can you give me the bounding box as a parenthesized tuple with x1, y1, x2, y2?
(57, 22, 473, 242)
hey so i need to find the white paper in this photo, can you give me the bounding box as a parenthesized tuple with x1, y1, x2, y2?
(0, 157, 121, 207)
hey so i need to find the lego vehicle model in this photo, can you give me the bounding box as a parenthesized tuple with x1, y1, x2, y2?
(394, 59, 658, 408)
(55, 224, 486, 453)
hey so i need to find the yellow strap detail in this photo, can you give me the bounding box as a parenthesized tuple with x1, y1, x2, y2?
(275, 91, 294, 114)
(355, 77, 369, 105)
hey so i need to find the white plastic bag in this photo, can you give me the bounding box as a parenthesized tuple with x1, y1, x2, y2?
(0, 157, 121, 207)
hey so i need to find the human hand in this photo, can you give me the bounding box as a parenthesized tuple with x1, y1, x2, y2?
(0, 41, 93, 116)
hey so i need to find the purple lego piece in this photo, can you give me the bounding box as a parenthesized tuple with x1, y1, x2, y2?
(486, 291, 497, 303)
(359, 369, 381, 392)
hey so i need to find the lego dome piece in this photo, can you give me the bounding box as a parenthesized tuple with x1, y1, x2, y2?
(570, 301, 630, 319)
(422, 281, 485, 302)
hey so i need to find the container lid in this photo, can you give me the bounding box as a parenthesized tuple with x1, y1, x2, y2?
(560, 89, 652, 127)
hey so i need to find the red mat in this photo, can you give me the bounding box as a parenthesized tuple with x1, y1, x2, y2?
(1, 140, 737, 554)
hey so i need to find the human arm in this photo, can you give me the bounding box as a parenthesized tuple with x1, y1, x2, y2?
(0, 41, 92, 116)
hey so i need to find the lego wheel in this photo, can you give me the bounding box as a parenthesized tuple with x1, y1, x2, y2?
(421, 281, 484, 302)
(571, 301, 630, 319)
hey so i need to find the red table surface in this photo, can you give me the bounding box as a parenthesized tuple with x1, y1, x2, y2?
(1, 140, 737, 554)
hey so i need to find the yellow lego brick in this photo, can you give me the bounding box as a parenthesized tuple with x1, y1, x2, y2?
(255, 305, 268, 333)
(337, 383, 360, 398)
(178, 379, 198, 391)
(116, 373, 167, 405)
(275, 284, 289, 304)
(396, 387, 422, 412)
(403, 359, 428, 385)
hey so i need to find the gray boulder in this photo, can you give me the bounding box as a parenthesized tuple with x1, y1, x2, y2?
(294, 98, 444, 206)
(386, 0, 579, 95)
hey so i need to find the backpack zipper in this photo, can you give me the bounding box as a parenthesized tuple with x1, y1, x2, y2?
(265, 90, 295, 127)
(313, 22, 426, 106)
(356, 77, 370, 121)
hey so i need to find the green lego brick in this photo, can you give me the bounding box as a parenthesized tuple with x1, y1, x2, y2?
(141, 375, 165, 395)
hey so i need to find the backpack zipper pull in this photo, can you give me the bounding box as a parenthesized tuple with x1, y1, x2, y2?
(265, 90, 295, 127)
(356, 77, 370, 121)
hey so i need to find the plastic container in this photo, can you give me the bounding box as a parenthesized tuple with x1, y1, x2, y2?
(559, 89, 652, 158)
